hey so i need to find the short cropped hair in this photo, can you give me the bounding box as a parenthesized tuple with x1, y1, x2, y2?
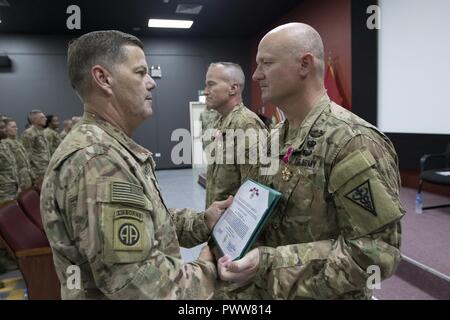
(67, 30, 144, 97)
(28, 109, 43, 124)
(209, 62, 246, 92)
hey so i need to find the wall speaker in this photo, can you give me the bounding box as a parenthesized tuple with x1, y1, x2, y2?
(0, 55, 12, 68)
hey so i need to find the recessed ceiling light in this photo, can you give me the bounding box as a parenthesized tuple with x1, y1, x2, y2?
(148, 19, 193, 29)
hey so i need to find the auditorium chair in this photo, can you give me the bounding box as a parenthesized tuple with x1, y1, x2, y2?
(417, 142, 450, 212)
(0, 201, 60, 300)
(18, 187, 44, 232)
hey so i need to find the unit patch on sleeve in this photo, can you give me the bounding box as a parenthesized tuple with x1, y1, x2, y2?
(345, 179, 377, 217)
(113, 209, 145, 251)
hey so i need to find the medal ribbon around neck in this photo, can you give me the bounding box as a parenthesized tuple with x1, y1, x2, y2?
(282, 146, 294, 165)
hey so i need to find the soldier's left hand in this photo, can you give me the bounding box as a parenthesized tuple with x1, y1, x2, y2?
(217, 248, 259, 284)
(205, 195, 233, 230)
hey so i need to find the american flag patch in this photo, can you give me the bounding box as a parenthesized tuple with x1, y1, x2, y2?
(110, 181, 145, 207)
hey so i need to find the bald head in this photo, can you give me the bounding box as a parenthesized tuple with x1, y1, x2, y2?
(261, 23, 325, 77)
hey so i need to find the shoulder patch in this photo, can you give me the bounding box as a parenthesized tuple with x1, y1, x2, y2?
(345, 179, 377, 216)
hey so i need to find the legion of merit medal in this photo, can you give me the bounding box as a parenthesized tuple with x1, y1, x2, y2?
(281, 146, 294, 181)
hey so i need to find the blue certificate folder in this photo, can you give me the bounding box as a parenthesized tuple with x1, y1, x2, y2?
(212, 179, 282, 261)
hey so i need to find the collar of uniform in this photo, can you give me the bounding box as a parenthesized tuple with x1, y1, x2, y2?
(217, 103, 245, 130)
(29, 125, 43, 135)
(278, 93, 331, 156)
(81, 112, 152, 163)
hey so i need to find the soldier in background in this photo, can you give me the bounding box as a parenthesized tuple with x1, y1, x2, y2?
(44, 115, 63, 155)
(203, 62, 267, 208)
(4, 117, 18, 139)
(60, 119, 73, 139)
(41, 30, 232, 299)
(0, 119, 20, 274)
(20, 110, 51, 187)
(217, 23, 404, 299)
(3, 117, 33, 191)
(0, 119, 20, 203)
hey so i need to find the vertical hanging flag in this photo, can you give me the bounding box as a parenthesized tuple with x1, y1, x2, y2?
(324, 60, 344, 107)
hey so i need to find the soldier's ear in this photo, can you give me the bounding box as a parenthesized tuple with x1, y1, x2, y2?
(229, 83, 239, 96)
(91, 65, 113, 95)
(297, 53, 314, 78)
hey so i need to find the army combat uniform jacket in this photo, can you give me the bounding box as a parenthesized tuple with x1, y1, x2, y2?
(0, 140, 20, 203)
(4, 138, 33, 191)
(200, 108, 220, 151)
(41, 113, 217, 299)
(205, 103, 267, 208)
(218, 94, 404, 299)
(21, 126, 51, 183)
(44, 127, 63, 155)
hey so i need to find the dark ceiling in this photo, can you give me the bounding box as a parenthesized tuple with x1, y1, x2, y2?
(0, 0, 301, 37)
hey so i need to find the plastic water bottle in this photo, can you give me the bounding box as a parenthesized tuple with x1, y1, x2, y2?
(23, 288, 28, 300)
(415, 193, 423, 214)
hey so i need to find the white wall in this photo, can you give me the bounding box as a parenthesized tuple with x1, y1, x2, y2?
(378, 0, 450, 134)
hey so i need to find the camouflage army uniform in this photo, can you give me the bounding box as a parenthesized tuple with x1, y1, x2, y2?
(41, 112, 217, 299)
(21, 126, 51, 183)
(4, 138, 33, 191)
(218, 94, 404, 299)
(44, 127, 63, 155)
(0, 140, 19, 203)
(205, 103, 267, 208)
(200, 108, 220, 151)
(60, 130, 69, 140)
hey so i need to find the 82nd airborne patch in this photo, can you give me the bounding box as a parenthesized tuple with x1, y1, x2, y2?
(345, 179, 377, 217)
(113, 209, 144, 251)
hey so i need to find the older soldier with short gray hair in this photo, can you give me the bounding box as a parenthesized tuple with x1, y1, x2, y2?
(41, 30, 232, 300)
(21, 109, 51, 186)
(204, 62, 267, 208)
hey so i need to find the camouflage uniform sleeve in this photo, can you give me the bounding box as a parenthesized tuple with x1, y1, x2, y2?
(168, 208, 210, 248)
(20, 132, 38, 183)
(237, 120, 268, 183)
(64, 152, 217, 299)
(20, 132, 32, 155)
(253, 134, 404, 299)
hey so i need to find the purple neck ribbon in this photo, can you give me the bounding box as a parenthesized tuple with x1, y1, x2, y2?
(282, 146, 294, 165)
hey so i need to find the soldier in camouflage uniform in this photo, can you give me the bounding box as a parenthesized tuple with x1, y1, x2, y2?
(21, 110, 51, 186)
(0, 119, 21, 273)
(0, 119, 20, 203)
(204, 62, 267, 208)
(60, 119, 73, 139)
(3, 118, 34, 191)
(44, 115, 63, 155)
(216, 23, 404, 299)
(41, 30, 232, 299)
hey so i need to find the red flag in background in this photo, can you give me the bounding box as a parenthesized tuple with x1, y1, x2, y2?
(324, 61, 344, 107)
